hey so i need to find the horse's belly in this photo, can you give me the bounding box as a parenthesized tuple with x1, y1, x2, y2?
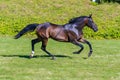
(50, 31, 68, 42)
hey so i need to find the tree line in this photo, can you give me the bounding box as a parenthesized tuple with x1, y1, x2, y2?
(91, 0, 120, 3)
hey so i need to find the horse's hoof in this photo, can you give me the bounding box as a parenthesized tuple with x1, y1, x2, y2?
(88, 51, 92, 57)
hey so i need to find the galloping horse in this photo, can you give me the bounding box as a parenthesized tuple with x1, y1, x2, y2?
(14, 14, 98, 59)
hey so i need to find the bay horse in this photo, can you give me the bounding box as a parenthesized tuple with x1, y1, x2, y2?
(14, 14, 98, 60)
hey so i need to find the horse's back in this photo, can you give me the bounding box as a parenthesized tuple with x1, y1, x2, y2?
(36, 22, 67, 40)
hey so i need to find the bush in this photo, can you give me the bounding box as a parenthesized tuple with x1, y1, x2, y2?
(0, 0, 120, 39)
(92, 0, 120, 3)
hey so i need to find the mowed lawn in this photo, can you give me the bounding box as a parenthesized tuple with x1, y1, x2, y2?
(0, 37, 120, 80)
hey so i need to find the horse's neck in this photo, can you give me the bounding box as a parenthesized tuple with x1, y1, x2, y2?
(76, 21, 86, 31)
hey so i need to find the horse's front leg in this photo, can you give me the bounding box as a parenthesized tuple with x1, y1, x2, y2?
(30, 38, 41, 58)
(72, 40, 84, 54)
(79, 39, 93, 57)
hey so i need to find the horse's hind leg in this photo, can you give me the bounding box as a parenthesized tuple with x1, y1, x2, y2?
(41, 39, 55, 60)
(30, 38, 41, 58)
(72, 40, 84, 54)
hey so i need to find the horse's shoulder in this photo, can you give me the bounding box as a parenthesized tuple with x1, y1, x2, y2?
(64, 24, 77, 29)
(64, 24, 71, 29)
(44, 22, 51, 26)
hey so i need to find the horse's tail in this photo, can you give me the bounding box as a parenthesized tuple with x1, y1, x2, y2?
(14, 23, 39, 39)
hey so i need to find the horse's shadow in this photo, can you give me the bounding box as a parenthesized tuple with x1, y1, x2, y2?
(1, 54, 72, 59)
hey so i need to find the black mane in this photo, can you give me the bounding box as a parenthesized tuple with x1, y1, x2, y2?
(69, 16, 88, 23)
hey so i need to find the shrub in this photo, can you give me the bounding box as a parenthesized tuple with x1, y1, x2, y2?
(0, 0, 120, 39)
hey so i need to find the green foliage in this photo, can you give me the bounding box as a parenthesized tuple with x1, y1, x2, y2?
(0, 0, 120, 39)
(92, 0, 120, 3)
(102, 0, 120, 3)
(90, 2, 99, 6)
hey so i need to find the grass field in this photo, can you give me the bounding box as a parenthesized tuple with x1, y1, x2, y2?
(0, 37, 120, 80)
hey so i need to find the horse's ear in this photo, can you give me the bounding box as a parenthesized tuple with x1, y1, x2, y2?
(88, 14, 92, 18)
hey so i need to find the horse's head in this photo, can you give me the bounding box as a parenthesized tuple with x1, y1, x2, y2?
(68, 14, 98, 32)
(85, 14, 98, 32)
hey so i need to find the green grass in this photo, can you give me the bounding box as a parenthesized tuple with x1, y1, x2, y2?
(0, 37, 120, 80)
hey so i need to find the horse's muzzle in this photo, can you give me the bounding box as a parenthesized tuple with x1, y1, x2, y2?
(94, 28, 98, 32)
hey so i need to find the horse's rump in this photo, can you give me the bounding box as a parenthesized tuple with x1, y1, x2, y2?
(36, 23, 69, 41)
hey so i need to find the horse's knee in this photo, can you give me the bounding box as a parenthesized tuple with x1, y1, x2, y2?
(31, 40, 36, 45)
(41, 47, 44, 50)
(79, 44, 84, 49)
(41, 46, 46, 51)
